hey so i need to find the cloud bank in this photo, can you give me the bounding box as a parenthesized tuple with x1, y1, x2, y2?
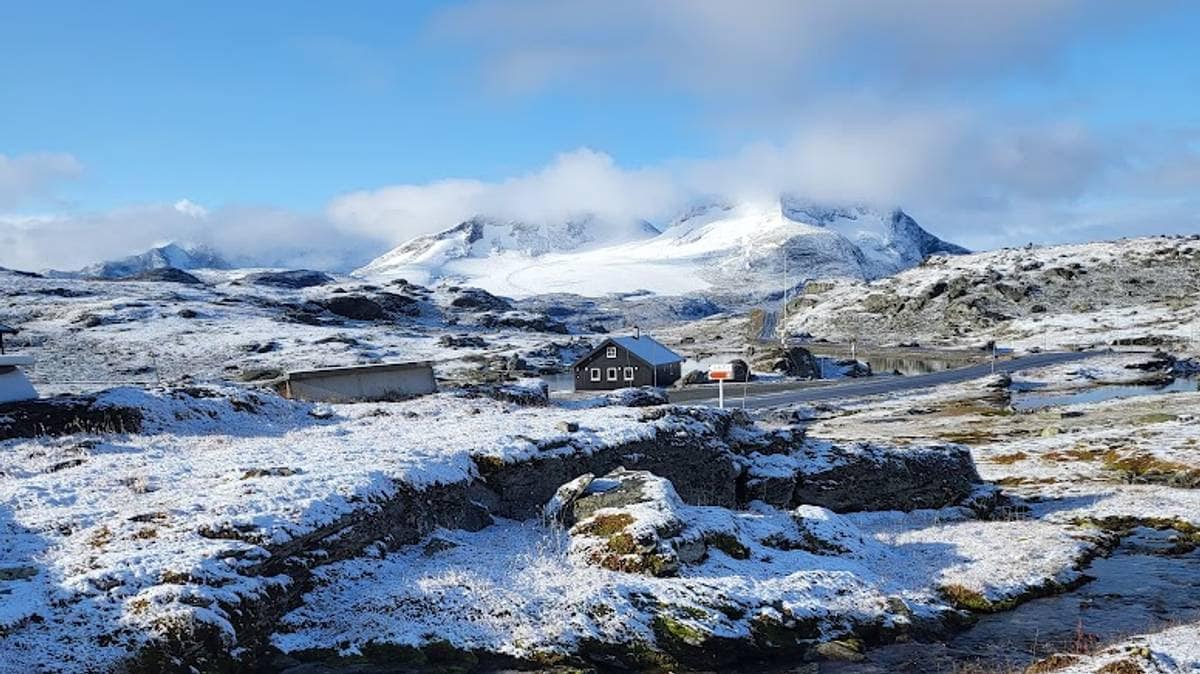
(0, 153, 83, 209)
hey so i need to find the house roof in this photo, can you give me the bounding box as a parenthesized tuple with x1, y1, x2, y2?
(285, 361, 434, 381)
(608, 335, 683, 366)
(0, 323, 16, 335)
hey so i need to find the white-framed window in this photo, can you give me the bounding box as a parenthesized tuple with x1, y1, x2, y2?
(590, 368, 601, 382)
(623, 366, 635, 381)
(606, 367, 618, 380)
(606, 346, 617, 358)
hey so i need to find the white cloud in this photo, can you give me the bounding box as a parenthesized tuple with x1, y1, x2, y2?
(173, 198, 209, 218)
(0, 203, 382, 273)
(0, 152, 84, 209)
(328, 148, 681, 242)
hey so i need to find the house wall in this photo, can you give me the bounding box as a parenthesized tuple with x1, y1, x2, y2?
(282, 365, 436, 403)
(573, 342, 680, 391)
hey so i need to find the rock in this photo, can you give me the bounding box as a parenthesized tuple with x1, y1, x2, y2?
(566, 469, 737, 577)
(373, 292, 421, 316)
(1112, 335, 1166, 347)
(237, 368, 283, 382)
(478, 311, 570, 334)
(744, 475, 796, 508)
(461, 379, 550, 406)
(729, 358, 752, 382)
(319, 295, 386, 321)
(544, 473, 594, 524)
(436, 334, 488, 349)
(0, 395, 143, 440)
(422, 537, 458, 556)
(679, 369, 709, 386)
(604, 387, 669, 407)
(122, 267, 203, 284)
(246, 270, 334, 288)
(449, 287, 512, 312)
(815, 639, 865, 663)
(752, 346, 821, 379)
(474, 407, 742, 518)
(242, 341, 280, 354)
(787, 442, 981, 512)
(177, 308, 200, 319)
(557, 421, 580, 433)
(832, 359, 872, 378)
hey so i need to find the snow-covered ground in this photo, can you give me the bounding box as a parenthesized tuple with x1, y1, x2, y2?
(801, 355, 1200, 671)
(0, 267, 600, 395)
(0, 386, 659, 671)
(275, 507, 1094, 661)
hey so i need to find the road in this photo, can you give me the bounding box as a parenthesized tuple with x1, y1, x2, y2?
(672, 350, 1102, 409)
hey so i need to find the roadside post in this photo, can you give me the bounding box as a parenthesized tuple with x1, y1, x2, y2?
(708, 364, 734, 409)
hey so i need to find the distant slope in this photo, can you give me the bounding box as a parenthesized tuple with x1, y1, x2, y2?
(356, 200, 966, 299)
(77, 243, 229, 279)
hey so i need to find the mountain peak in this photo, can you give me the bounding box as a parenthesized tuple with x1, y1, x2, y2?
(79, 242, 230, 279)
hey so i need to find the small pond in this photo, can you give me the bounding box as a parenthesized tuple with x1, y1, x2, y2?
(1012, 377, 1198, 412)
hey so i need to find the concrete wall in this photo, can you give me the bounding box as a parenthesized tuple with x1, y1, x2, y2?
(282, 364, 436, 403)
(0, 366, 38, 404)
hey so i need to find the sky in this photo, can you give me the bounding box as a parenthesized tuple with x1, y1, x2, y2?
(1, 0, 1199, 271)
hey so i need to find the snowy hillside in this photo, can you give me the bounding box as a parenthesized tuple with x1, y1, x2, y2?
(72, 243, 229, 279)
(784, 235, 1200, 351)
(354, 215, 660, 280)
(355, 200, 966, 299)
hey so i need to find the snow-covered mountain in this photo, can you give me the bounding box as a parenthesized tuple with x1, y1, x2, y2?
(77, 243, 230, 279)
(356, 200, 967, 299)
(354, 215, 660, 278)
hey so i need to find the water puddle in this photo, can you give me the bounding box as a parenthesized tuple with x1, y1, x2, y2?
(1012, 377, 1198, 411)
(818, 527, 1200, 673)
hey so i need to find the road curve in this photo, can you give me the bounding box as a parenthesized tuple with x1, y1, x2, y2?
(675, 350, 1102, 409)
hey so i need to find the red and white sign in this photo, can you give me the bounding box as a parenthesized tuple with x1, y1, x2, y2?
(708, 364, 735, 381)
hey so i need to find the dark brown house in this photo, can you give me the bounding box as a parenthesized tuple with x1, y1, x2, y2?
(573, 333, 684, 391)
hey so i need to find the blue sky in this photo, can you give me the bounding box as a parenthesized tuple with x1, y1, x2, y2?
(2, 1, 1199, 269)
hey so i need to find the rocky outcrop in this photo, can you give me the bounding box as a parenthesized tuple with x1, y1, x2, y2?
(0, 395, 143, 440)
(318, 295, 386, 321)
(245, 270, 334, 289)
(745, 441, 981, 512)
(559, 469, 752, 577)
(471, 409, 743, 518)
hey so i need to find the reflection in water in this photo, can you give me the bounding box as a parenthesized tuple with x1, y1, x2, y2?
(1012, 377, 1198, 411)
(817, 528, 1200, 674)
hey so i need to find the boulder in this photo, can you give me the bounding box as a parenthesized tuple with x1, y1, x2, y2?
(122, 268, 203, 284)
(319, 295, 386, 321)
(449, 288, 512, 312)
(604, 387, 669, 407)
(436, 334, 488, 349)
(562, 469, 751, 577)
(752, 346, 821, 379)
(246, 270, 334, 289)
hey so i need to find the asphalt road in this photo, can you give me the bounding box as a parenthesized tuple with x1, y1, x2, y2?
(674, 350, 1103, 409)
